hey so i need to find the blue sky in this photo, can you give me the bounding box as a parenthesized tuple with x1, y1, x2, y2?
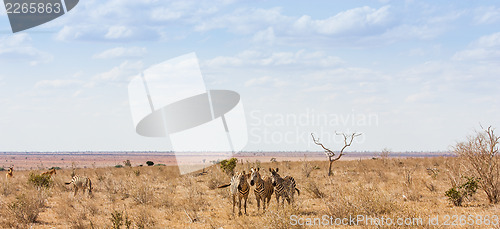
(0, 0, 499, 152)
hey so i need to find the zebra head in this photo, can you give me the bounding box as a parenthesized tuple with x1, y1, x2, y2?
(269, 167, 280, 186)
(238, 171, 250, 189)
(250, 167, 261, 186)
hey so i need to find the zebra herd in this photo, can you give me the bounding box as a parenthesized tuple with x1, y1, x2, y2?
(219, 167, 300, 216)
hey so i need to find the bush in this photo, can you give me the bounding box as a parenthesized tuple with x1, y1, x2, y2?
(220, 158, 237, 176)
(445, 176, 479, 206)
(110, 210, 123, 229)
(115, 165, 124, 168)
(48, 167, 61, 170)
(454, 126, 500, 204)
(8, 192, 46, 224)
(123, 160, 132, 167)
(146, 161, 154, 166)
(28, 173, 52, 189)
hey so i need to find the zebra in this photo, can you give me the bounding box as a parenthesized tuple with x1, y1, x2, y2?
(250, 167, 273, 212)
(6, 167, 13, 179)
(269, 168, 300, 208)
(41, 168, 57, 178)
(65, 175, 92, 196)
(218, 171, 250, 216)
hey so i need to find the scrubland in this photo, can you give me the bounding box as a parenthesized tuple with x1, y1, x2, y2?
(0, 157, 498, 228)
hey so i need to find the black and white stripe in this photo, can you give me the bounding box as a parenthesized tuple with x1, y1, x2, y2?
(250, 167, 273, 212)
(65, 175, 92, 196)
(218, 171, 250, 216)
(269, 168, 300, 208)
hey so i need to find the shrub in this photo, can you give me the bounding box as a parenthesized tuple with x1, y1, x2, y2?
(110, 210, 123, 229)
(48, 167, 61, 170)
(305, 181, 325, 198)
(146, 161, 154, 166)
(8, 192, 46, 224)
(220, 158, 237, 176)
(110, 210, 131, 229)
(454, 126, 500, 204)
(115, 165, 124, 168)
(134, 208, 156, 229)
(123, 160, 132, 167)
(445, 176, 479, 206)
(28, 172, 52, 189)
(132, 183, 154, 205)
(302, 160, 313, 178)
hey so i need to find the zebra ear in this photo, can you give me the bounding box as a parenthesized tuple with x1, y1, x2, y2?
(276, 168, 279, 173)
(257, 167, 260, 171)
(269, 168, 272, 172)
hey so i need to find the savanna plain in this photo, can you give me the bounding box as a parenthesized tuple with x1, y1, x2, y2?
(0, 157, 499, 228)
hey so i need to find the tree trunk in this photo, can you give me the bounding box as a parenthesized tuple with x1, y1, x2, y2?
(328, 158, 333, 176)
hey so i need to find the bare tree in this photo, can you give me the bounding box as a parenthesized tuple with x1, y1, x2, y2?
(454, 125, 500, 204)
(311, 132, 362, 176)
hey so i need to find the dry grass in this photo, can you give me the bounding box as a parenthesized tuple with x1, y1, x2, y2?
(0, 157, 498, 228)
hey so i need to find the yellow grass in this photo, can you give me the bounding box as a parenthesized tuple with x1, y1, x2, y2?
(0, 157, 499, 228)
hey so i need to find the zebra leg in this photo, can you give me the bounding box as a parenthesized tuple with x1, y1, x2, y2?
(256, 196, 260, 212)
(244, 196, 247, 215)
(232, 195, 235, 214)
(74, 187, 78, 196)
(238, 196, 242, 216)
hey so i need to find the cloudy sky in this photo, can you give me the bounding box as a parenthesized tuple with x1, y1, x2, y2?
(0, 0, 499, 152)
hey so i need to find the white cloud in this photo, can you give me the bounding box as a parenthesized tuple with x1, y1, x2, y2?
(475, 32, 500, 47)
(0, 3, 6, 16)
(292, 6, 392, 35)
(302, 84, 335, 92)
(196, 5, 394, 38)
(205, 49, 344, 68)
(244, 76, 287, 88)
(405, 91, 435, 103)
(151, 7, 184, 21)
(105, 26, 133, 39)
(474, 6, 500, 24)
(92, 61, 143, 85)
(55, 25, 85, 41)
(93, 47, 147, 59)
(0, 34, 53, 66)
(35, 79, 83, 88)
(453, 32, 500, 61)
(52, 0, 234, 42)
(252, 27, 275, 45)
(196, 7, 289, 34)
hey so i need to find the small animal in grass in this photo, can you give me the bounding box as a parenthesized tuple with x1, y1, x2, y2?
(41, 168, 57, 178)
(65, 175, 92, 196)
(6, 167, 13, 179)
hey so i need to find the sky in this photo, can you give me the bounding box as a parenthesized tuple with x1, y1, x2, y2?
(0, 0, 499, 152)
